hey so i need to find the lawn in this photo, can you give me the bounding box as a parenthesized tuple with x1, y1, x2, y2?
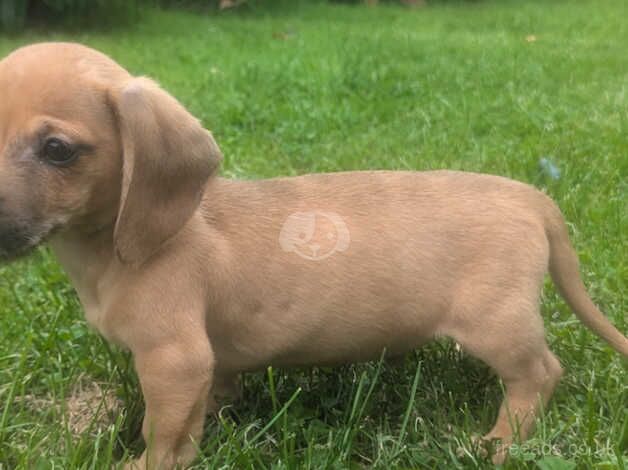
(0, 0, 626, 468)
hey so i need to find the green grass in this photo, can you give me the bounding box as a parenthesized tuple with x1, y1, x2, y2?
(0, 1, 626, 468)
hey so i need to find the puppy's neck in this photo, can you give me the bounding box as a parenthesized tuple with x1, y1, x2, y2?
(49, 225, 117, 320)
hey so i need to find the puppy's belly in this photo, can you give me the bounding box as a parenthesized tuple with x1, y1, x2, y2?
(267, 326, 433, 368)
(212, 300, 444, 372)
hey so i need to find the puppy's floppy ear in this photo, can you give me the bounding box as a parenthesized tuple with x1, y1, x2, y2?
(109, 77, 222, 265)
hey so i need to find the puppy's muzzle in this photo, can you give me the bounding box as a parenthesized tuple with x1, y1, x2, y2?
(0, 223, 32, 260)
(0, 218, 53, 261)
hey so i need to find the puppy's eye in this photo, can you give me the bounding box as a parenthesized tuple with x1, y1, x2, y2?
(43, 138, 77, 166)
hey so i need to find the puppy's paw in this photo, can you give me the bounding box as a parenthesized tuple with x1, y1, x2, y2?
(456, 434, 489, 460)
(479, 434, 511, 465)
(211, 374, 242, 406)
(456, 434, 510, 464)
(122, 454, 146, 470)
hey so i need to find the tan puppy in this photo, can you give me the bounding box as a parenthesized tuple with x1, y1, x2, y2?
(0, 43, 626, 469)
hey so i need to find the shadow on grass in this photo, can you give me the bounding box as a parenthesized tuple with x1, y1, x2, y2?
(114, 340, 500, 464)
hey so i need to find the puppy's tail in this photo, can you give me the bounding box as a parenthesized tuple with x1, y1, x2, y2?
(542, 197, 628, 356)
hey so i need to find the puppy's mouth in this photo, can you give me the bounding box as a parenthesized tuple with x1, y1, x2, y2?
(0, 222, 59, 262)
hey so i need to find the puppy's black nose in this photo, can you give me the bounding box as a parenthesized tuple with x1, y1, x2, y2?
(0, 222, 28, 260)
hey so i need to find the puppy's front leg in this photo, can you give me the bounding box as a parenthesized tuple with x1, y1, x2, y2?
(127, 337, 213, 469)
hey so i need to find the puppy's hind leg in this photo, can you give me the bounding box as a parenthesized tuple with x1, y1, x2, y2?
(209, 372, 242, 412)
(483, 345, 562, 463)
(444, 296, 563, 464)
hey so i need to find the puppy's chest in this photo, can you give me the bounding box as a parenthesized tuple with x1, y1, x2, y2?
(83, 300, 102, 328)
(75, 282, 117, 342)
(79, 291, 106, 332)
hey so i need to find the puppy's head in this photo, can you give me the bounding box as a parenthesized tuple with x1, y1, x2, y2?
(0, 42, 222, 264)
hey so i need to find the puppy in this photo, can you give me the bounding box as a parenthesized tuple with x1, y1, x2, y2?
(0, 43, 626, 469)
